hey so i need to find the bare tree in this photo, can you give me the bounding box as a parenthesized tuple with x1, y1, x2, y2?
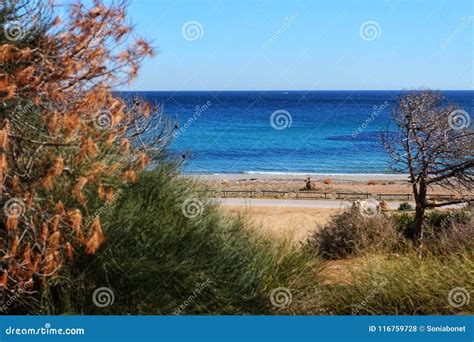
(382, 90, 473, 245)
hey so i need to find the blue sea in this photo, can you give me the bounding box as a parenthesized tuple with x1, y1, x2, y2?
(122, 91, 473, 175)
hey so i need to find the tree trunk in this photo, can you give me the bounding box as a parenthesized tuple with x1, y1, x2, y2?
(414, 204, 425, 242)
(414, 180, 427, 248)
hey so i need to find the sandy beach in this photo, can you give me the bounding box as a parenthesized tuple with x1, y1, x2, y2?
(190, 173, 464, 199)
(191, 173, 409, 182)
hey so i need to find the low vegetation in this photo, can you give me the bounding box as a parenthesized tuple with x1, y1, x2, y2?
(308, 208, 473, 259)
(292, 252, 474, 315)
(397, 202, 413, 211)
(28, 166, 314, 315)
(306, 208, 407, 259)
(298, 207, 474, 315)
(7, 166, 473, 315)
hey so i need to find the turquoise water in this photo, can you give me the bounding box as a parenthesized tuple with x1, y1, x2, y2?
(125, 90, 473, 174)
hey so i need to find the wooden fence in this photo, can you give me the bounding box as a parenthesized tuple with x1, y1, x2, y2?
(222, 190, 256, 198)
(197, 189, 458, 201)
(261, 190, 329, 199)
(336, 192, 370, 199)
(377, 193, 412, 201)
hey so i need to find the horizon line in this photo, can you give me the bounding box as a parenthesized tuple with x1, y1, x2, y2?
(117, 89, 474, 92)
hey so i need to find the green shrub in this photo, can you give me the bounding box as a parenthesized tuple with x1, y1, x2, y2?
(425, 210, 471, 230)
(392, 210, 473, 253)
(392, 212, 416, 238)
(398, 202, 413, 211)
(34, 165, 313, 315)
(306, 208, 406, 259)
(308, 208, 473, 260)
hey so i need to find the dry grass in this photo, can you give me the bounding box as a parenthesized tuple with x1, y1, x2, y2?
(286, 252, 474, 315)
(318, 258, 367, 285)
(223, 206, 339, 244)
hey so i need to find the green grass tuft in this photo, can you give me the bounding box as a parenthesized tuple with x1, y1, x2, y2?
(33, 165, 314, 315)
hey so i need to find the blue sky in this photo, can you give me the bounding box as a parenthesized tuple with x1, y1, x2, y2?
(123, 0, 473, 91)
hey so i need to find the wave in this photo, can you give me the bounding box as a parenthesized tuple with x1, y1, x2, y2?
(241, 171, 406, 176)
